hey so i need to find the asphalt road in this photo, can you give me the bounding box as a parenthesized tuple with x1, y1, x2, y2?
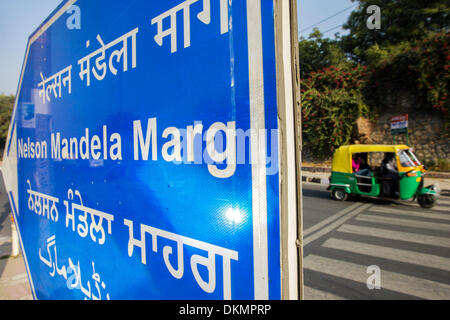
(302, 182, 450, 300)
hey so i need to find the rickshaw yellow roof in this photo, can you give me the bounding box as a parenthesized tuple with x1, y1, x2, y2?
(331, 144, 409, 173)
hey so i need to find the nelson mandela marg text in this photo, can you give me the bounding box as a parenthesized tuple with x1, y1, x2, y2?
(18, 118, 280, 179)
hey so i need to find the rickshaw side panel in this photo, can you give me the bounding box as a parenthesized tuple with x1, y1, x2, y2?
(330, 172, 381, 197)
(329, 172, 353, 194)
(399, 171, 422, 200)
(330, 144, 438, 207)
(357, 176, 380, 197)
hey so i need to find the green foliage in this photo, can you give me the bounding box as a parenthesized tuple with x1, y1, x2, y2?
(0, 94, 14, 149)
(424, 158, 450, 172)
(413, 33, 449, 116)
(340, 0, 449, 62)
(301, 65, 369, 159)
(299, 29, 352, 79)
(300, 0, 449, 159)
(364, 32, 450, 134)
(436, 158, 450, 172)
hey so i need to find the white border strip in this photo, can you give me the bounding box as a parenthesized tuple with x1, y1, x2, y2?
(280, 0, 299, 300)
(246, 0, 269, 299)
(30, 0, 78, 44)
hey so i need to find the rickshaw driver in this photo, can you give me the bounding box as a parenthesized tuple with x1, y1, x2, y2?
(381, 152, 399, 197)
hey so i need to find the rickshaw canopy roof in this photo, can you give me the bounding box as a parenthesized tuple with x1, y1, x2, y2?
(332, 144, 409, 173)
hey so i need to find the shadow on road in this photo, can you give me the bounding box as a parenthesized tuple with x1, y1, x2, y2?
(302, 185, 330, 200)
(302, 182, 431, 209)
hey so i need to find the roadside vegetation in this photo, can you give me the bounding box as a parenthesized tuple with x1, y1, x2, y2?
(300, 0, 449, 160)
(0, 94, 14, 156)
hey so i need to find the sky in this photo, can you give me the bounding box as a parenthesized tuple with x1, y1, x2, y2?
(0, 0, 355, 95)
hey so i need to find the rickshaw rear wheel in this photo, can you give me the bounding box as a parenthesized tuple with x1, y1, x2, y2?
(331, 189, 348, 201)
(418, 194, 435, 209)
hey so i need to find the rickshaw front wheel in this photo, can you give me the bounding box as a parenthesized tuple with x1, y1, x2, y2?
(331, 189, 348, 201)
(418, 194, 435, 209)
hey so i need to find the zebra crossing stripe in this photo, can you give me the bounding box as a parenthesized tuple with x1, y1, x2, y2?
(369, 206, 450, 221)
(432, 205, 450, 214)
(304, 254, 450, 300)
(0, 236, 11, 244)
(304, 203, 371, 246)
(303, 286, 345, 300)
(356, 214, 450, 233)
(322, 238, 450, 272)
(303, 202, 364, 237)
(437, 198, 450, 206)
(338, 224, 450, 249)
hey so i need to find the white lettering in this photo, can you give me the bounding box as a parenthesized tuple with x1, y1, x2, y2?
(162, 127, 182, 162)
(50, 126, 121, 161)
(205, 121, 236, 179)
(133, 118, 157, 161)
(18, 138, 47, 159)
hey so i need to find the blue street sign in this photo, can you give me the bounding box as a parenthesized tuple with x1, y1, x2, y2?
(2, 0, 300, 300)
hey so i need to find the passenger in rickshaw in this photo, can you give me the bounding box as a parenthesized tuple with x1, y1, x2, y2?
(352, 153, 371, 176)
(381, 152, 399, 197)
(352, 153, 372, 192)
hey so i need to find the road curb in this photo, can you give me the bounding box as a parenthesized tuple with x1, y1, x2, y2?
(301, 176, 329, 185)
(302, 166, 450, 179)
(301, 175, 450, 196)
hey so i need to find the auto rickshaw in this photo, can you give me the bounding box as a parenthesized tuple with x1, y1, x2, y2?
(328, 145, 439, 208)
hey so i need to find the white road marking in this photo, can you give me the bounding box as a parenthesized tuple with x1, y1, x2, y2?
(0, 236, 11, 246)
(338, 224, 450, 249)
(436, 198, 450, 206)
(369, 206, 450, 221)
(432, 205, 450, 213)
(304, 254, 450, 299)
(304, 286, 345, 300)
(304, 202, 364, 237)
(322, 238, 450, 272)
(356, 214, 450, 233)
(304, 203, 371, 246)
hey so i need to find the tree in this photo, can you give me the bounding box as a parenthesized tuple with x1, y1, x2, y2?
(0, 94, 14, 150)
(340, 0, 450, 62)
(298, 1, 449, 160)
(364, 32, 450, 135)
(301, 65, 369, 159)
(299, 29, 352, 79)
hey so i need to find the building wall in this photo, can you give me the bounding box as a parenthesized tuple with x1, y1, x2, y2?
(370, 110, 449, 167)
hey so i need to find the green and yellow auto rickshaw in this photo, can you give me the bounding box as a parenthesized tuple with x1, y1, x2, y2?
(328, 145, 439, 208)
